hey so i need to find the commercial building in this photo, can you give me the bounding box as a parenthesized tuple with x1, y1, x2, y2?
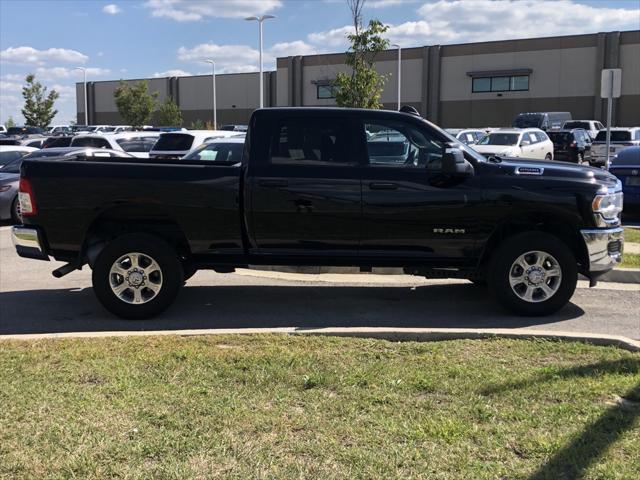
(77, 30, 640, 128)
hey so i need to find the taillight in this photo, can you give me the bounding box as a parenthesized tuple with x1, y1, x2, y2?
(570, 141, 577, 147)
(18, 177, 37, 216)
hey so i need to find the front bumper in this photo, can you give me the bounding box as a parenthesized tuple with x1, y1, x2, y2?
(580, 227, 623, 273)
(12, 226, 49, 261)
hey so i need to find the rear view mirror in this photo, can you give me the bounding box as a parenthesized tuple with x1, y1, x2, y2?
(520, 140, 531, 146)
(441, 148, 474, 177)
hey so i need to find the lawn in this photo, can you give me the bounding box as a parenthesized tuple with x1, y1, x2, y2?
(620, 252, 640, 269)
(0, 336, 638, 480)
(624, 227, 640, 245)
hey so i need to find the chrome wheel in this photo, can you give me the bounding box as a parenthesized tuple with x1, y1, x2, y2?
(509, 250, 562, 303)
(109, 252, 163, 304)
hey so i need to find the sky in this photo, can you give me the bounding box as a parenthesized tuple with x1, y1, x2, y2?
(1, 0, 639, 125)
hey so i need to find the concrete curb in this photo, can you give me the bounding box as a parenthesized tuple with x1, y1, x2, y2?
(1, 327, 638, 352)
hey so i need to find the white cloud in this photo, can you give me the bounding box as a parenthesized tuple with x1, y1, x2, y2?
(144, 0, 281, 22)
(1, 73, 24, 82)
(0, 80, 23, 93)
(0, 46, 88, 66)
(153, 69, 192, 77)
(103, 4, 121, 15)
(308, 0, 640, 49)
(269, 41, 317, 58)
(367, 0, 417, 7)
(34, 67, 111, 80)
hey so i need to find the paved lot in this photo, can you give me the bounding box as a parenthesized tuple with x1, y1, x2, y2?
(0, 226, 638, 339)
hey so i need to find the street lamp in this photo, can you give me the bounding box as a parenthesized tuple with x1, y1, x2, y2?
(74, 67, 88, 125)
(391, 44, 401, 110)
(245, 14, 276, 109)
(205, 59, 217, 128)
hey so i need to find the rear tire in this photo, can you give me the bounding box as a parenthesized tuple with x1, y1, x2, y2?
(92, 233, 183, 319)
(10, 196, 21, 224)
(545, 153, 553, 161)
(488, 232, 577, 316)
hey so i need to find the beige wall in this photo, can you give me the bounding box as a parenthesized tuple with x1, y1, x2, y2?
(178, 72, 263, 111)
(620, 44, 640, 96)
(276, 67, 289, 106)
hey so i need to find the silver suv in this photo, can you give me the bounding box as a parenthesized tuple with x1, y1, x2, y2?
(591, 127, 640, 166)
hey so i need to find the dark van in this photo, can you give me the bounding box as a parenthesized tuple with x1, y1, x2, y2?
(513, 112, 572, 131)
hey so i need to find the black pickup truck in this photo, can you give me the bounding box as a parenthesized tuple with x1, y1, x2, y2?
(12, 108, 624, 319)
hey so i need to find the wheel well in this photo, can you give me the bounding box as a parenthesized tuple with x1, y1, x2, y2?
(82, 206, 191, 267)
(478, 215, 589, 274)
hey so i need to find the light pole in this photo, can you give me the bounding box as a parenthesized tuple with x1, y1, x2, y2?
(245, 14, 275, 109)
(391, 44, 401, 110)
(74, 67, 88, 125)
(205, 59, 217, 128)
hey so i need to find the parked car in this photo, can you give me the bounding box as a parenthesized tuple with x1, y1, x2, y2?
(149, 130, 238, 159)
(0, 125, 7, 134)
(21, 137, 47, 149)
(590, 127, 640, 167)
(182, 137, 245, 163)
(445, 129, 485, 145)
(547, 129, 592, 164)
(13, 108, 624, 319)
(608, 146, 640, 209)
(0, 145, 38, 167)
(219, 124, 248, 132)
(113, 125, 133, 133)
(513, 112, 572, 131)
(6, 126, 45, 136)
(472, 128, 554, 160)
(71, 132, 161, 158)
(46, 125, 73, 135)
(562, 120, 604, 140)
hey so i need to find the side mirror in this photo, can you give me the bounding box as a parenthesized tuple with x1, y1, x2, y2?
(520, 140, 531, 146)
(441, 148, 474, 176)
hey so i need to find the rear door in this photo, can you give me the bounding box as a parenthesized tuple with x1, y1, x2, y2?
(248, 114, 362, 257)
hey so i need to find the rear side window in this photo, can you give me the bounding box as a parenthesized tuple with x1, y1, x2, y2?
(44, 137, 72, 148)
(153, 134, 194, 151)
(116, 137, 158, 153)
(269, 118, 352, 166)
(548, 132, 572, 143)
(71, 137, 112, 149)
(564, 121, 588, 130)
(595, 131, 632, 142)
(183, 142, 244, 163)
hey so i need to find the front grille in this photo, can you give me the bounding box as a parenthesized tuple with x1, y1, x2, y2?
(608, 240, 622, 255)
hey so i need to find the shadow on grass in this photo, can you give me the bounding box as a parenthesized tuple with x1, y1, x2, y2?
(529, 383, 639, 480)
(481, 358, 640, 396)
(482, 359, 640, 479)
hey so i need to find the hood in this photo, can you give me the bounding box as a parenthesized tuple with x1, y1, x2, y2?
(473, 144, 517, 154)
(491, 156, 620, 190)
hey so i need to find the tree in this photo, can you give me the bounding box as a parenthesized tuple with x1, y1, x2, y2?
(334, 0, 389, 109)
(5, 116, 16, 128)
(157, 96, 182, 127)
(114, 81, 158, 128)
(21, 74, 59, 127)
(189, 119, 205, 129)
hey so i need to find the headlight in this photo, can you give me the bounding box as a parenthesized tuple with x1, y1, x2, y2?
(592, 192, 623, 221)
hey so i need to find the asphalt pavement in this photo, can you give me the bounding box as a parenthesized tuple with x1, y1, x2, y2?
(1, 226, 638, 339)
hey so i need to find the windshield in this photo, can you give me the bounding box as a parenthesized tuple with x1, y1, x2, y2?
(183, 142, 244, 162)
(477, 133, 520, 146)
(563, 121, 589, 130)
(595, 131, 632, 142)
(0, 150, 28, 165)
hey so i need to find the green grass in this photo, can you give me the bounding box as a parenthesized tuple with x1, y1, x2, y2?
(625, 227, 640, 245)
(620, 252, 640, 269)
(1, 335, 639, 479)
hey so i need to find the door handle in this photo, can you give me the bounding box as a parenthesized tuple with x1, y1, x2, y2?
(369, 182, 398, 190)
(258, 179, 288, 187)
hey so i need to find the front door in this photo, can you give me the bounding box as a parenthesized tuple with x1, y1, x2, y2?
(249, 115, 362, 258)
(359, 117, 481, 263)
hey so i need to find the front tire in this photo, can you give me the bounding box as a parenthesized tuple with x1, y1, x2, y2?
(92, 233, 183, 319)
(545, 153, 553, 161)
(488, 232, 577, 316)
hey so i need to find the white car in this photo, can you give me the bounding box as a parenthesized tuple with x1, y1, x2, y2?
(0, 145, 38, 166)
(473, 128, 554, 160)
(562, 120, 604, 140)
(70, 132, 161, 158)
(446, 129, 486, 145)
(182, 136, 245, 164)
(0, 125, 7, 134)
(590, 127, 640, 167)
(149, 130, 240, 159)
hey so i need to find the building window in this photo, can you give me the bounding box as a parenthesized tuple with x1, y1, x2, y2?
(317, 84, 336, 99)
(472, 75, 529, 93)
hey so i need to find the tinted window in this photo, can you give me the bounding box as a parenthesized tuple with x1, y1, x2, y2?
(71, 137, 112, 148)
(269, 118, 351, 166)
(491, 77, 510, 92)
(594, 131, 632, 142)
(596, 122, 604, 130)
(43, 136, 73, 148)
(116, 136, 158, 153)
(0, 150, 26, 165)
(510, 76, 529, 91)
(513, 114, 543, 128)
(153, 134, 194, 151)
(183, 142, 244, 163)
(25, 140, 43, 148)
(472, 78, 490, 92)
(0, 157, 22, 173)
(548, 132, 572, 144)
(563, 121, 589, 130)
(477, 133, 520, 146)
(317, 85, 336, 99)
(364, 120, 444, 169)
(528, 132, 539, 143)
